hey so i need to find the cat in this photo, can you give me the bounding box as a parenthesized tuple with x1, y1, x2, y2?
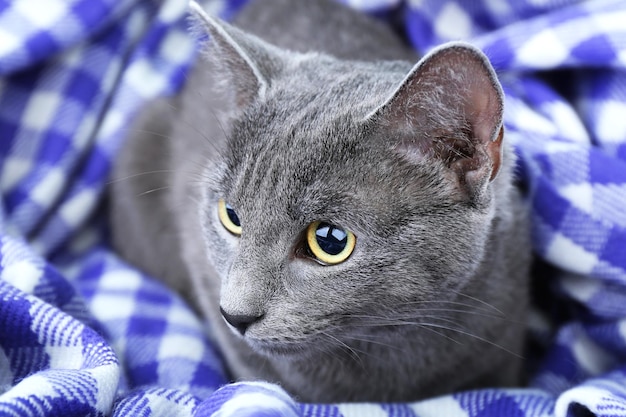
(109, 0, 531, 403)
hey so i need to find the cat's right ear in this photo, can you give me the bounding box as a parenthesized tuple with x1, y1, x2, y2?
(189, 1, 279, 107)
(365, 42, 504, 201)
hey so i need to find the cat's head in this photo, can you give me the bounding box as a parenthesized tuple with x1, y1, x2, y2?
(190, 4, 508, 357)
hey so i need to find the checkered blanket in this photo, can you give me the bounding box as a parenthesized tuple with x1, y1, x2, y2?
(1, 0, 625, 415)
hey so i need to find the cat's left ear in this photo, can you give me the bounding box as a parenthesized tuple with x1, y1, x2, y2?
(189, 1, 279, 107)
(367, 43, 504, 199)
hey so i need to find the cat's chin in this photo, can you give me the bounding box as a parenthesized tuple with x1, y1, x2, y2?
(245, 338, 311, 359)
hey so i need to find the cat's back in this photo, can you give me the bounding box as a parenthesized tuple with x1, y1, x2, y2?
(233, 0, 417, 62)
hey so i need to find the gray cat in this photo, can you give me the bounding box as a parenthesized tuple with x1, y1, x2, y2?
(110, 0, 531, 403)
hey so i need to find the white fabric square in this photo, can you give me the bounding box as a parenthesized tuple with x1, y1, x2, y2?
(517, 29, 570, 69)
(546, 234, 599, 275)
(21, 91, 62, 131)
(15, 0, 69, 30)
(30, 166, 65, 207)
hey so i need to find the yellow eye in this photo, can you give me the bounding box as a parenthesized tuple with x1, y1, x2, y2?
(218, 199, 242, 236)
(306, 221, 356, 265)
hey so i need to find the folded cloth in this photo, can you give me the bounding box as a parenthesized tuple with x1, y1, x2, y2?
(0, 0, 625, 416)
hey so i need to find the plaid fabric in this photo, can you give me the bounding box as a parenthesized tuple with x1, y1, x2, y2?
(0, 0, 625, 416)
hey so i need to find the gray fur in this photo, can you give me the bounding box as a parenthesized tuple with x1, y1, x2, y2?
(110, 0, 530, 402)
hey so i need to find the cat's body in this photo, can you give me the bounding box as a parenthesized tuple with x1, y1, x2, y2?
(110, 0, 531, 402)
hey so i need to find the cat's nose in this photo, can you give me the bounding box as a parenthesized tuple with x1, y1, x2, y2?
(220, 307, 263, 335)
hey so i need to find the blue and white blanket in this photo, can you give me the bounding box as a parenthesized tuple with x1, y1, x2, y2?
(1, 0, 625, 416)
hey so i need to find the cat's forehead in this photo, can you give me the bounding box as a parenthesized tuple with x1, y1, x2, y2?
(222, 67, 382, 194)
(227, 58, 408, 155)
(279, 57, 407, 115)
(223, 106, 366, 202)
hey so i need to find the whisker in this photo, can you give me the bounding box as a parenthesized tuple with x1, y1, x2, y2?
(409, 308, 512, 322)
(106, 169, 177, 185)
(320, 331, 366, 369)
(119, 127, 173, 141)
(339, 307, 509, 324)
(136, 186, 171, 197)
(396, 299, 504, 316)
(324, 313, 522, 356)
(163, 101, 225, 155)
(343, 320, 463, 346)
(411, 324, 463, 345)
(449, 290, 505, 315)
(337, 333, 409, 352)
(417, 322, 523, 358)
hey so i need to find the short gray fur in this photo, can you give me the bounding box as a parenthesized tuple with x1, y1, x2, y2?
(109, 0, 531, 402)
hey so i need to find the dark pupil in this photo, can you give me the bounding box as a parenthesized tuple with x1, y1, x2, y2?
(315, 223, 347, 255)
(226, 204, 240, 227)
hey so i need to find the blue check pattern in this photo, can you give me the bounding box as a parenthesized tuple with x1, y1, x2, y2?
(0, 0, 624, 416)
